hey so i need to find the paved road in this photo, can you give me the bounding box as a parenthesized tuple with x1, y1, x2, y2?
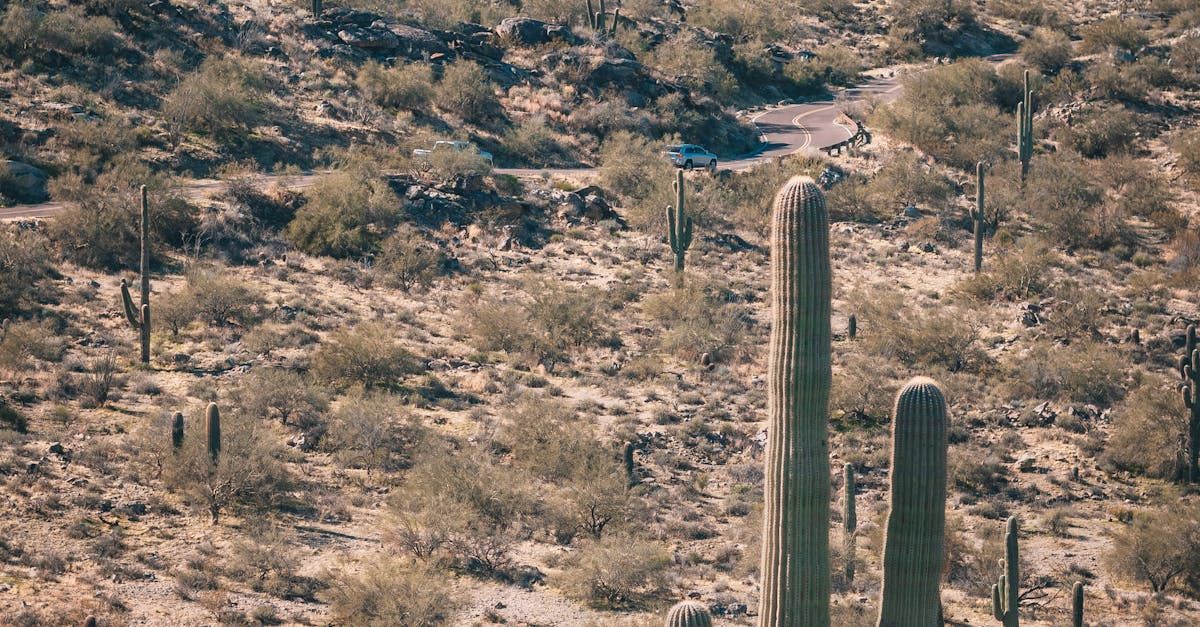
(0, 71, 910, 221)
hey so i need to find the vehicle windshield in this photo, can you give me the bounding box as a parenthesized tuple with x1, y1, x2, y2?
(666, 145, 683, 152)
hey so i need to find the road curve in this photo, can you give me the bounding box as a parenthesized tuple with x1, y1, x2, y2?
(0, 69, 913, 221)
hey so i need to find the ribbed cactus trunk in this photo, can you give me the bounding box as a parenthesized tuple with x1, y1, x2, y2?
(206, 403, 221, 464)
(665, 600, 713, 627)
(848, 313, 857, 340)
(1181, 325, 1200, 483)
(972, 162, 985, 273)
(138, 185, 150, 364)
(666, 169, 692, 282)
(877, 377, 948, 627)
(992, 516, 1021, 627)
(1072, 581, 1084, 627)
(758, 176, 832, 627)
(843, 462, 857, 584)
(1018, 71, 1034, 186)
(312, 0, 322, 16)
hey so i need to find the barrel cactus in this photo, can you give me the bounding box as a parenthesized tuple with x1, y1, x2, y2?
(666, 600, 712, 627)
(758, 176, 832, 627)
(877, 377, 949, 627)
(992, 516, 1021, 627)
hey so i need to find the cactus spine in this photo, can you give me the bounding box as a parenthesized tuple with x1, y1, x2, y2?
(992, 516, 1021, 627)
(665, 600, 713, 627)
(1072, 581, 1084, 627)
(971, 162, 985, 273)
(1182, 325, 1200, 483)
(666, 168, 693, 280)
(877, 377, 949, 627)
(171, 411, 185, 450)
(843, 462, 857, 584)
(205, 402, 221, 464)
(758, 176, 832, 627)
(1018, 71, 1034, 185)
(120, 185, 151, 364)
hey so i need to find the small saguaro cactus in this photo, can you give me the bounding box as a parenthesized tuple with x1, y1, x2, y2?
(848, 313, 857, 340)
(84, 617, 97, 627)
(623, 441, 637, 487)
(843, 462, 857, 584)
(992, 516, 1021, 627)
(119, 185, 151, 364)
(312, 0, 322, 16)
(1017, 70, 1034, 184)
(666, 168, 693, 280)
(1181, 324, 1200, 483)
(758, 176, 832, 627)
(205, 402, 221, 464)
(1072, 581, 1084, 627)
(665, 600, 713, 627)
(877, 377, 949, 627)
(171, 411, 185, 450)
(971, 161, 986, 273)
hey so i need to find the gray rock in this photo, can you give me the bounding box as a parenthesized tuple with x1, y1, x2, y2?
(337, 25, 399, 50)
(1, 160, 48, 202)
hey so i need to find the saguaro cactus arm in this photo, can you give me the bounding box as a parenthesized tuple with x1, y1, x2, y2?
(758, 176, 832, 627)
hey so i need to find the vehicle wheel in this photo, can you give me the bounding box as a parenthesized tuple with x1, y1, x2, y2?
(707, 160, 718, 173)
(684, 160, 694, 170)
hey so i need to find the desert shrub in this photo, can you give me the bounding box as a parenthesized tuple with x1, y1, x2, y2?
(887, 0, 977, 57)
(641, 282, 752, 363)
(325, 557, 462, 626)
(872, 60, 1010, 169)
(949, 446, 1008, 496)
(228, 531, 323, 600)
(1105, 501, 1200, 593)
(356, 61, 434, 110)
(434, 60, 499, 123)
(285, 157, 401, 258)
(503, 115, 572, 168)
(785, 45, 862, 91)
(1019, 28, 1073, 74)
(162, 407, 294, 523)
(468, 279, 615, 368)
(1104, 378, 1189, 480)
(957, 237, 1055, 301)
(986, 0, 1063, 27)
(173, 269, 265, 328)
(866, 151, 956, 211)
(706, 154, 828, 235)
(652, 93, 760, 157)
(1054, 105, 1140, 158)
(374, 226, 448, 291)
(830, 353, 898, 423)
(598, 130, 674, 230)
(647, 33, 738, 104)
(1042, 283, 1106, 341)
(1174, 128, 1200, 175)
(850, 289, 985, 372)
(1023, 153, 1125, 250)
(1098, 156, 1183, 236)
(48, 172, 197, 271)
(1080, 17, 1150, 54)
(1086, 59, 1157, 104)
(1172, 35, 1200, 86)
(0, 397, 28, 433)
(325, 390, 423, 474)
(424, 146, 492, 179)
(0, 229, 57, 318)
(162, 57, 272, 138)
(0, 3, 119, 58)
(310, 322, 420, 390)
(1002, 340, 1126, 406)
(560, 534, 671, 609)
(388, 442, 536, 573)
(230, 368, 327, 432)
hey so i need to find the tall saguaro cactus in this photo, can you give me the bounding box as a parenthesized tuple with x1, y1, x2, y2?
(665, 600, 713, 627)
(205, 402, 221, 464)
(992, 516, 1021, 627)
(666, 169, 693, 280)
(843, 462, 857, 584)
(758, 176, 832, 627)
(120, 185, 151, 364)
(971, 162, 986, 273)
(1181, 324, 1200, 483)
(877, 377, 949, 627)
(1017, 71, 1034, 185)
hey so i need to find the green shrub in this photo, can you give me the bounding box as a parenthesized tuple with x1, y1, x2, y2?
(1024, 152, 1126, 250)
(1080, 17, 1150, 54)
(230, 368, 328, 431)
(1105, 501, 1200, 594)
(986, 0, 1063, 27)
(598, 130, 674, 230)
(325, 558, 462, 626)
(0, 319, 66, 374)
(0, 228, 57, 318)
(434, 60, 499, 123)
(374, 226, 447, 291)
(285, 157, 401, 258)
(179, 269, 265, 328)
(0, 3, 119, 58)
(162, 57, 272, 138)
(325, 389, 422, 474)
(1175, 128, 1200, 175)
(850, 288, 985, 372)
(467, 279, 615, 368)
(1019, 28, 1073, 74)
(887, 0, 976, 57)
(560, 534, 671, 609)
(957, 237, 1055, 301)
(1054, 105, 1141, 158)
(641, 282, 751, 363)
(647, 33, 738, 104)
(356, 61, 434, 110)
(1104, 377, 1189, 480)
(310, 322, 420, 390)
(1002, 340, 1126, 406)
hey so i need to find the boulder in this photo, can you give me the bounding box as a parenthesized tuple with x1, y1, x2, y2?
(588, 58, 646, 86)
(390, 23, 452, 57)
(337, 25, 399, 50)
(1, 160, 48, 202)
(495, 17, 580, 47)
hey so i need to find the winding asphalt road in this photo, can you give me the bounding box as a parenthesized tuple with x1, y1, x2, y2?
(0, 71, 909, 221)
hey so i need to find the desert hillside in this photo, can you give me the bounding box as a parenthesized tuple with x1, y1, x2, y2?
(3, 1, 1200, 626)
